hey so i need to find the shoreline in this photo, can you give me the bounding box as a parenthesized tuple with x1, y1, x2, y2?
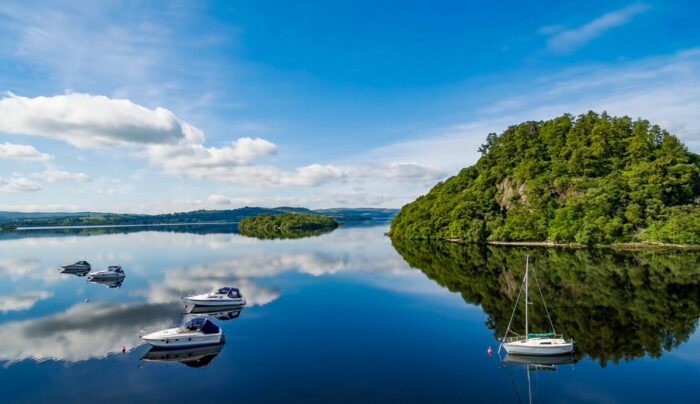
(387, 236, 700, 250)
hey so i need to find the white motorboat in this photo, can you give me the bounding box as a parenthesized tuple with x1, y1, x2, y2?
(141, 343, 224, 368)
(60, 260, 91, 275)
(87, 265, 125, 281)
(500, 256, 574, 356)
(184, 287, 246, 307)
(140, 317, 223, 349)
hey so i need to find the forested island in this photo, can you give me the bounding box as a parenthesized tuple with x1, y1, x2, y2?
(238, 212, 340, 239)
(389, 112, 700, 246)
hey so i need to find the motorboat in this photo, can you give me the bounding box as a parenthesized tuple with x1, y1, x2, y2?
(88, 277, 124, 288)
(87, 265, 125, 281)
(60, 261, 91, 276)
(184, 287, 246, 307)
(185, 304, 243, 321)
(500, 256, 574, 356)
(140, 317, 223, 349)
(141, 342, 224, 368)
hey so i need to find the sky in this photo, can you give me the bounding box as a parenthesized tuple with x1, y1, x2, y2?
(0, 0, 699, 213)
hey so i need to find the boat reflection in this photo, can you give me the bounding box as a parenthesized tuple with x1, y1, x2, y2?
(88, 278, 124, 288)
(503, 353, 576, 367)
(58, 267, 91, 277)
(184, 304, 244, 321)
(141, 342, 224, 368)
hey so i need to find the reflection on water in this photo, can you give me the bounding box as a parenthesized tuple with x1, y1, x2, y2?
(88, 278, 125, 288)
(391, 239, 700, 366)
(185, 304, 244, 321)
(0, 223, 698, 402)
(0, 302, 182, 363)
(141, 343, 225, 368)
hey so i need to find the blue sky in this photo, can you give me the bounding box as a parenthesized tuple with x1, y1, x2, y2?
(0, 0, 699, 212)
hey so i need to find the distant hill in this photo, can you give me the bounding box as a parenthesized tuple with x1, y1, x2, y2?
(0, 211, 114, 220)
(315, 208, 399, 221)
(0, 207, 396, 229)
(389, 112, 700, 245)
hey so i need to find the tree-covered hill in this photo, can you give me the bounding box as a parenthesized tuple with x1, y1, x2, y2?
(238, 212, 339, 239)
(389, 112, 700, 245)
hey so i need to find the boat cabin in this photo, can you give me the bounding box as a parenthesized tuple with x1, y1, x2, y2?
(216, 287, 242, 298)
(108, 265, 123, 273)
(182, 317, 220, 334)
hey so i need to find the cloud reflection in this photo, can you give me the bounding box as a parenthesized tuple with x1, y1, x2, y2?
(0, 291, 53, 312)
(0, 301, 180, 364)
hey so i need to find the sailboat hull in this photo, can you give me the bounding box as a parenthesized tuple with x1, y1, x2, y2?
(502, 338, 574, 356)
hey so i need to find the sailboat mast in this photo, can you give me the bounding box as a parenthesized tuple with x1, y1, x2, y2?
(525, 255, 529, 338)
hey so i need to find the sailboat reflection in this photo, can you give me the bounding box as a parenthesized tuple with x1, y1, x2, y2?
(184, 304, 244, 321)
(141, 342, 224, 368)
(88, 277, 124, 288)
(501, 354, 576, 404)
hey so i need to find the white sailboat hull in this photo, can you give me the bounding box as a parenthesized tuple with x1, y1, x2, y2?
(502, 338, 574, 356)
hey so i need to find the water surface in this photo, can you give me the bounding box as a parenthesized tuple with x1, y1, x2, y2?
(0, 223, 698, 403)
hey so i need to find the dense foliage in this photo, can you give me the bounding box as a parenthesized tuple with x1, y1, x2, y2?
(390, 112, 700, 245)
(391, 239, 700, 366)
(238, 213, 339, 239)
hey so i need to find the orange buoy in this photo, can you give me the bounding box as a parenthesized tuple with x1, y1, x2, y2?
(487, 346, 493, 355)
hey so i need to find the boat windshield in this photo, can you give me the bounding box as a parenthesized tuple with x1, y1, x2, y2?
(182, 317, 220, 334)
(217, 287, 231, 294)
(227, 288, 241, 298)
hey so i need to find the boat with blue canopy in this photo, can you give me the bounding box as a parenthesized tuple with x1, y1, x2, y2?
(140, 317, 223, 349)
(184, 286, 246, 307)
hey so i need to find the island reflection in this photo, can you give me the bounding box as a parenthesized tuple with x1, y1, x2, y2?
(391, 239, 700, 366)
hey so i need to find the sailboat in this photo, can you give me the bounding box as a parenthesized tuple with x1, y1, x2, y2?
(500, 255, 573, 356)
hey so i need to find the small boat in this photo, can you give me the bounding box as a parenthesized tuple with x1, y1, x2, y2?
(140, 317, 223, 349)
(500, 256, 574, 356)
(184, 287, 246, 307)
(141, 343, 224, 368)
(87, 265, 125, 281)
(60, 261, 91, 275)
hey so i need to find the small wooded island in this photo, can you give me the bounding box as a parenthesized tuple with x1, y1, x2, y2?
(238, 212, 340, 239)
(389, 112, 700, 246)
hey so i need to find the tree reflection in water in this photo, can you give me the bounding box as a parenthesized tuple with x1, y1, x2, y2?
(391, 239, 700, 366)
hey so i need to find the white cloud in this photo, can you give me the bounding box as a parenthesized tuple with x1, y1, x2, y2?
(355, 163, 447, 183)
(545, 3, 650, 53)
(370, 47, 700, 174)
(0, 92, 204, 148)
(0, 176, 41, 192)
(0, 142, 52, 161)
(164, 163, 345, 187)
(30, 170, 91, 183)
(0, 291, 53, 312)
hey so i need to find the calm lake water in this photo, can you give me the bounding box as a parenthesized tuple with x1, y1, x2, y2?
(0, 222, 698, 403)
